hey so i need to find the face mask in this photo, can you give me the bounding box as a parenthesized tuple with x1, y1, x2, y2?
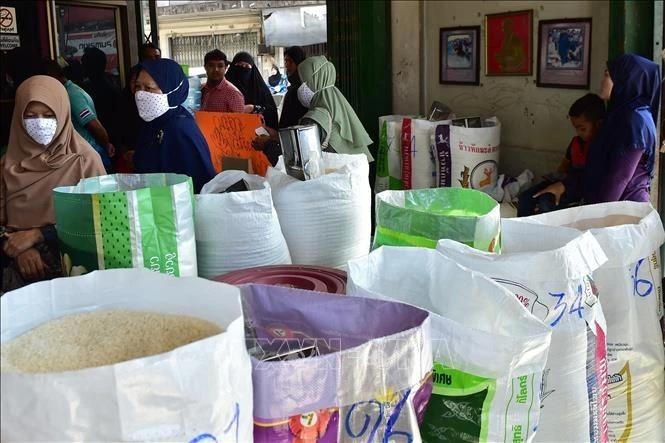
(297, 82, 316, 108)
(135, 90, 171, 122)
(24, 118, 58, 145)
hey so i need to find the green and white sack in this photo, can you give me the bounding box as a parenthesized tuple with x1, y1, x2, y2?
(375, 115, 409, 192)
(348, 246, 552, 443)
(53, 173, 197, 277)
(374, 188, 501, 251)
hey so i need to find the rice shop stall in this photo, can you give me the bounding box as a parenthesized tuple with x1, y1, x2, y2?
(1, 1, 664, 442)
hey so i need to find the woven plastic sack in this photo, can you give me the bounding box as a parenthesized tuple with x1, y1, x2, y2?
(1, 269, 252, 442)
(400, 118, 437, 189)
(267, 153, 371, 268)
(348, 246, 552, 443)
(195, 171, 291, 278)
(375, 115, 409, 193)
(434, 117, 501, 189)
(241, 284, 432, 442)
(374, 188, 501, 251)
(515, 202, 665, 442)
(53, 173, 197, 277)
(438, 221, 610, 442)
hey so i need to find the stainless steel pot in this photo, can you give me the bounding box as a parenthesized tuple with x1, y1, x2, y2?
(278, 124, 324, 180)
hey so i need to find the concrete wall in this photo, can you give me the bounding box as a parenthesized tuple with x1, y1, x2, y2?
(418, 0, 610, 178)
(391, 0, 422, 115)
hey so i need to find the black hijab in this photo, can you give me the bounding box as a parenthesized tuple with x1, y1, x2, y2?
(226, 52, 278, 129)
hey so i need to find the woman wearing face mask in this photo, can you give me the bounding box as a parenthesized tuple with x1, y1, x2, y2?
(133, 58, 215, 193)
(225, 52, 279, 130)
(254, 55, 374, 166)
(1, 75, 105, 292)
(535, 54, 660, 205)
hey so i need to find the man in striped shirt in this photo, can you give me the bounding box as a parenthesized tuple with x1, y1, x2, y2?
(201, 49, 246, 113)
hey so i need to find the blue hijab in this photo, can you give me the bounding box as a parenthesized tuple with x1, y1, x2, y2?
(584, 54, 660, 197)
(134, 58, 215, 193)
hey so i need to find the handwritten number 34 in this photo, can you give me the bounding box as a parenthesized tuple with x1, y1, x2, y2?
(548, 285, 584, 328)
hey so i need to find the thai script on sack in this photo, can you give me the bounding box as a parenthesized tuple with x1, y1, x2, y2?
(457, 142, 499, 154)
(149, 252, 177, 275)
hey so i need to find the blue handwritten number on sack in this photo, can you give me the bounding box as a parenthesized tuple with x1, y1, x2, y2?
(188, 402, 240, 443)
(569, 285, 584, 319)
(344, 390, 413, 442)
(384, 388, 413, 443)
(632, 259, 653, 297)
(345, 400, 383, 441)
(548, 292, 567, 327)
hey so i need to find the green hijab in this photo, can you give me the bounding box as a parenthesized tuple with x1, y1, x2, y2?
(298, 56, 374, 161)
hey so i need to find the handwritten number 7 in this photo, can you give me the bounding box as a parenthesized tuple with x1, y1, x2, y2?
(548, 292, 567, 327)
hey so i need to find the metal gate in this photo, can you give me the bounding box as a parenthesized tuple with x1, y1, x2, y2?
(169, 32, 259, 67)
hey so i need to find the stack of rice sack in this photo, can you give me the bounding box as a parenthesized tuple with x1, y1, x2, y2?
(375, 115, 501, 192)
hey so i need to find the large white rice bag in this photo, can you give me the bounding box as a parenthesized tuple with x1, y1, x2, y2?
(267, 153, 371, 268)
(1, 269, 253, 442)
(376, 115, 408, 192)
(515, 202, 665, 442)
(400, 118, 437, 189)
(434, 117, 501, 189)
(348, 246, 552, 443)
(438, 222, 610, 442)
(196, 171, 291, 278)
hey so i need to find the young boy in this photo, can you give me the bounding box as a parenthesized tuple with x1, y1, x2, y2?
(517, 93, 605, 216)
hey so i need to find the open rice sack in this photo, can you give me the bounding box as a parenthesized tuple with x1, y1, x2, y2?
(0, 269, 252, 442)
(347, 246, 551, 443)
(240, 283, 432, 442)
(266, 153, 371, 268)
(374, 188, 501, 251)
(195, 171, 291, 278)
(375, 115, 409, 193)
(53, 173, 197, 277)
(433, 117, 501, 189)
(513, 202, 665, 442)
(438, 222, 610, 442)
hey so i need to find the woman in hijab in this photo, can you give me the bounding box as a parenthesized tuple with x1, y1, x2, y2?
(254, 55, 374, 166)
(536, 54, 660, 205)
(1, 75, 105, 292)
(133, 58, 215, 193)
(225, 52, 279, 130)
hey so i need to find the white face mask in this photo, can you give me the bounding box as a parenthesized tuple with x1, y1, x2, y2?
(297, 82, 316, 108)
(24, 118, 58, 146)
(135, 90, 171, 122)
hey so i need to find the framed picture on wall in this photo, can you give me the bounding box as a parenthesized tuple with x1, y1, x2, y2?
(485, 10, 533, 76)
(439, 26, 481, 85)
(537, 18, 592, 88)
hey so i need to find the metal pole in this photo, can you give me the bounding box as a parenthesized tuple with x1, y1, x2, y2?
(148, 0, 159, 47)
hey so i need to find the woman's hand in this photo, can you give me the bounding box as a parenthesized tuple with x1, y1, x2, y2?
(3, 228, 44, 258)
(16, 248, 47, 280)
(533, 181, 566, 205)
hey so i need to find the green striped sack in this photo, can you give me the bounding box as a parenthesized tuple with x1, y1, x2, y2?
(53, 173, 197, 277)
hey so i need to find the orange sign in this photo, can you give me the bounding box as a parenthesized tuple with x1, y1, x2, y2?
(195, 111, 271, 176)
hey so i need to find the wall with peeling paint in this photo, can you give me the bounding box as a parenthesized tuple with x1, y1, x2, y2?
(391, 0, 422, 115)
(422, 0, 610, 178)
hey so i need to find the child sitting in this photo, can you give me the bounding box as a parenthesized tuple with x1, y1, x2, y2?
(517, 93, 605, 216)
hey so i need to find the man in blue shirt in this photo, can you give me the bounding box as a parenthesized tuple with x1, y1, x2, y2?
(46, 60, 114, 172)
